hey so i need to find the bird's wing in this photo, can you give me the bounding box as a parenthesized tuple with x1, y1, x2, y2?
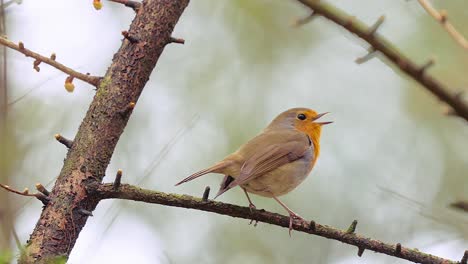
(214, 133, 310, 198)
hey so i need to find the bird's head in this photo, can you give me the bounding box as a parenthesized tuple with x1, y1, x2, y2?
(267, 108, 332, 135)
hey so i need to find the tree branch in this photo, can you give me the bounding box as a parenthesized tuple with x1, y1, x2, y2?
(450, 200, 468, 213)
(94, 183, 460, 264)
(416, 0, 468, 50)
(16, 0, 190, 263)
(296, 0, 468, 122)
(0, 183, 49, 205)
(108, 0, 141, 11)
(0, 36, 101, 87)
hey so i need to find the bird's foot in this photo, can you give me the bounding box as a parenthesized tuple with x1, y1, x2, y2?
(249, 219, 258, 227)
(288, 212, 307, 236)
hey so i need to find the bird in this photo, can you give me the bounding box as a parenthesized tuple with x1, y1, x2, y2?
(175, 107, 332, 234)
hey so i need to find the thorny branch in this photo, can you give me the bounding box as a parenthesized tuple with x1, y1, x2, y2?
(94, 183, 462, 264)
(0, 36, 101, 87)
(0, 183, 49, 205)
(296, 0, 468, 122)
(416, 0, 468, 50)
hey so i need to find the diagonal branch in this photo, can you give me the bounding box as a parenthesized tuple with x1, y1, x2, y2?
(0, 36, 101, 87)
(296, 0, 468, 122)
(416, 0, 468, 50)
(17, 0, 190, 263)
(95, 183, 460, 264)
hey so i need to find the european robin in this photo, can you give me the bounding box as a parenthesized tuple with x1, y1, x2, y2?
(176, 107, 332, 234)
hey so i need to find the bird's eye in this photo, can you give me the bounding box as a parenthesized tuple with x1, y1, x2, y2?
(297, 113, 306, 120)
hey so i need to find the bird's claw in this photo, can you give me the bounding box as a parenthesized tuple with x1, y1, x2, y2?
(248, 203, 256, 213)
(288, 212, 307, 236)
(249, 219, 258, 227)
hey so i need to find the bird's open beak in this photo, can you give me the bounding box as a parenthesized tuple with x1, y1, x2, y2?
(312, 112, 333, 125)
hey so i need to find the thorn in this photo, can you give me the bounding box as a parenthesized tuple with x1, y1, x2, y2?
(35, 183, 50, 196)
(309, 220, 316, 232)
(122, 31, 139, 43)
(18, 41, 24, 50)
(78, 208, 93, 217)
(368, 15, 385, 36)
(346, 220, 358, 234)
(33, 59, 41, 72)
(355, 48, 377, 64)
(169, 37, 185, 45)
(461, 250, 468, 264)
(418, 57, 435, 74)
(395, 243, 402, 255)
(50, 53, 56, 61)
(202, 186, 210, 201)
(292, 12, 317, 27)
(113, 169, 122, 190)
(54, 134, 73, 148)
(357, 247, 365, 257)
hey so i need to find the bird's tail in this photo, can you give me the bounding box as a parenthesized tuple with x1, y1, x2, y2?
(175, 160, 232, 186)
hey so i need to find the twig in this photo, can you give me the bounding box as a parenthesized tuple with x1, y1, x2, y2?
(0, 36, 101, 87)
(346, 219, 358, 234)
(0, 183, 49, 205)
(122, 31, 139, 43)
(108, 0, 141, 11)
(450, 200, 468, 213)
(296, 0, 468, 122)
(357, 247, 365, 257)
(54, 134, 73, 148)
(355, 47, 377, 64)
(396, 243, 402, 255)
(368, 15, 385, 36)
(202, 186, 210, 201)
(416, 0, 468, 50)
(168, 36, 185, 44)
(95, 183, 459, 264)
(418, 57, 435, 75)
(113, 169, 122, 190)
(292, 12, 317, 27)
(78, 208, 93, 217)
(35, 183, 50, 196)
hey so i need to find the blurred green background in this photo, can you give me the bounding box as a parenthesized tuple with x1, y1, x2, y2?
(0, 0, 467, 263)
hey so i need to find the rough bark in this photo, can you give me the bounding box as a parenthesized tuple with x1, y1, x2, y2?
(20, 1, 190, 262)
(92, 183, 460, 264)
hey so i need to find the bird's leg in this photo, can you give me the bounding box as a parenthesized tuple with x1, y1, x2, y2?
(242, 188, 259, 226)
(272, 195, 307, 236)
(242, 187, 257, 212)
